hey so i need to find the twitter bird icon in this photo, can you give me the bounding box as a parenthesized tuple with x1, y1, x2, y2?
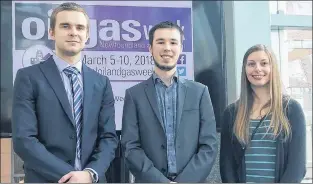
(177, 66, 186, 76)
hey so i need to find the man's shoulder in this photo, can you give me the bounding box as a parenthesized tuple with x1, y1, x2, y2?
(16, 61, 44, 77)
(127, 77, 151, 92)
(17, 55, 56, 74)
(183, 79, 206, 90)
(84, 64, 109, 81)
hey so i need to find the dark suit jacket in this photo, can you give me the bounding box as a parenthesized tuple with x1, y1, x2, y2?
(121, 76, 218, 182)
(12, 56, 118, 183)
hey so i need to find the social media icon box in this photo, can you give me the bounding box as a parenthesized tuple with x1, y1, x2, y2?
(177, 66, 186, 76)
(177, 54, 186, 64)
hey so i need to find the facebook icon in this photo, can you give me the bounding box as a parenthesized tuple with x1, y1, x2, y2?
(177, 54, 186, 64)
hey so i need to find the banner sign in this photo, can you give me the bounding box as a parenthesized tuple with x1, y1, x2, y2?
(13, 1, 193, 130)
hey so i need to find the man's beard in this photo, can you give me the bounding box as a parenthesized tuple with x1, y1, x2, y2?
(153, 57, 176, 71)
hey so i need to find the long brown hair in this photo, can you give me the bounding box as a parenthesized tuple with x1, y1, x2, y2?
(233, 44, 291, 145)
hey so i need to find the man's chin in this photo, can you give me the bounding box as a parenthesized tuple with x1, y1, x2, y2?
(156, 64, 176, 71)
(63, 49, 81, 56)
(154, 61, 176, 71)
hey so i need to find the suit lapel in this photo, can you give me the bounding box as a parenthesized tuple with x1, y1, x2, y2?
(39, 56, 74, 126)
(82, 64, 94, 126)
(176, 79, 187, 134)
(144, 77, 165, 131)
(81, 64, 95, 164)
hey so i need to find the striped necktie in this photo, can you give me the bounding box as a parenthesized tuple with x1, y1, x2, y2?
(63, 66, 83, 170)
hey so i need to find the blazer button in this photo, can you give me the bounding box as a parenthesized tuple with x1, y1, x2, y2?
(161, 144, 165, 149)
(161, 168, 166, 173)
(69, 134, 75, 139)
(67, 160, 72, 164)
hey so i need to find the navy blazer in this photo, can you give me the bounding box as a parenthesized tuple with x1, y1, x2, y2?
(12, 56, 118, 183)
(121, 76, 218, 182)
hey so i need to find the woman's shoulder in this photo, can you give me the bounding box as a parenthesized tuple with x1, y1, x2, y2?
(283, 95, 305, 128)
(225, 100, 239, 115)
(222, 101, 239, 127)
(283, 95, 303, 113)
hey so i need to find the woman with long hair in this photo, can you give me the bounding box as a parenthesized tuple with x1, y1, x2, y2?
(220, 44, 306, 183)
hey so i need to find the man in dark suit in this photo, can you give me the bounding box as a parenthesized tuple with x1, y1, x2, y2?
(12, 3, 118, 183)
(121, 21, 218, 183)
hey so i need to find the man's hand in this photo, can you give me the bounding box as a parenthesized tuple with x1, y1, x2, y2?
(58, 171, 92, 183)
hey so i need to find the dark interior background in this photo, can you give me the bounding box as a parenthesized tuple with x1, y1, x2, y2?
(193, 1, 226, 132)
(1, 1, 13, 136)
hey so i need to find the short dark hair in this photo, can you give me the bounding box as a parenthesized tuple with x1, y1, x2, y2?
(148, 21, 184, 45)
(50, 2, 89, 31)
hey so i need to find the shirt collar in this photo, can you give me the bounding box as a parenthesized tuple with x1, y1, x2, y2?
(152, 71, 179, 85)
(53, 54, 83, 74)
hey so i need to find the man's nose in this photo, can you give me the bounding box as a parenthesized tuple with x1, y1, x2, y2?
(69, 27, 78, 36)
(163, 43, 171, 51)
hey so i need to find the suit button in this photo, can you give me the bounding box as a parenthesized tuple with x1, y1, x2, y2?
(161, 168, 166, 173)
(161, 144, 165, 149)
(67, 160, 72, 164)
(69, 134, 75, 139)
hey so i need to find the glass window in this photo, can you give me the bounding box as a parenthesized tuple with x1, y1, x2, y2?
(269, 1, 279, 14)
(271, 29, 312, 183)
(270, 1, 312, 16)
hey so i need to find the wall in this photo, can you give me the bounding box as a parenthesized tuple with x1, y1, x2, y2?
(1, 139, 11, 183)
(223, 1, 271, 104)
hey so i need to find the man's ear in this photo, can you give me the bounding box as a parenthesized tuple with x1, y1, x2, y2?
(86, 29, 90, 41)
(49, 28, 55, 40)
(180, 42, 183, 52)
(149, 44, 153, 55)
